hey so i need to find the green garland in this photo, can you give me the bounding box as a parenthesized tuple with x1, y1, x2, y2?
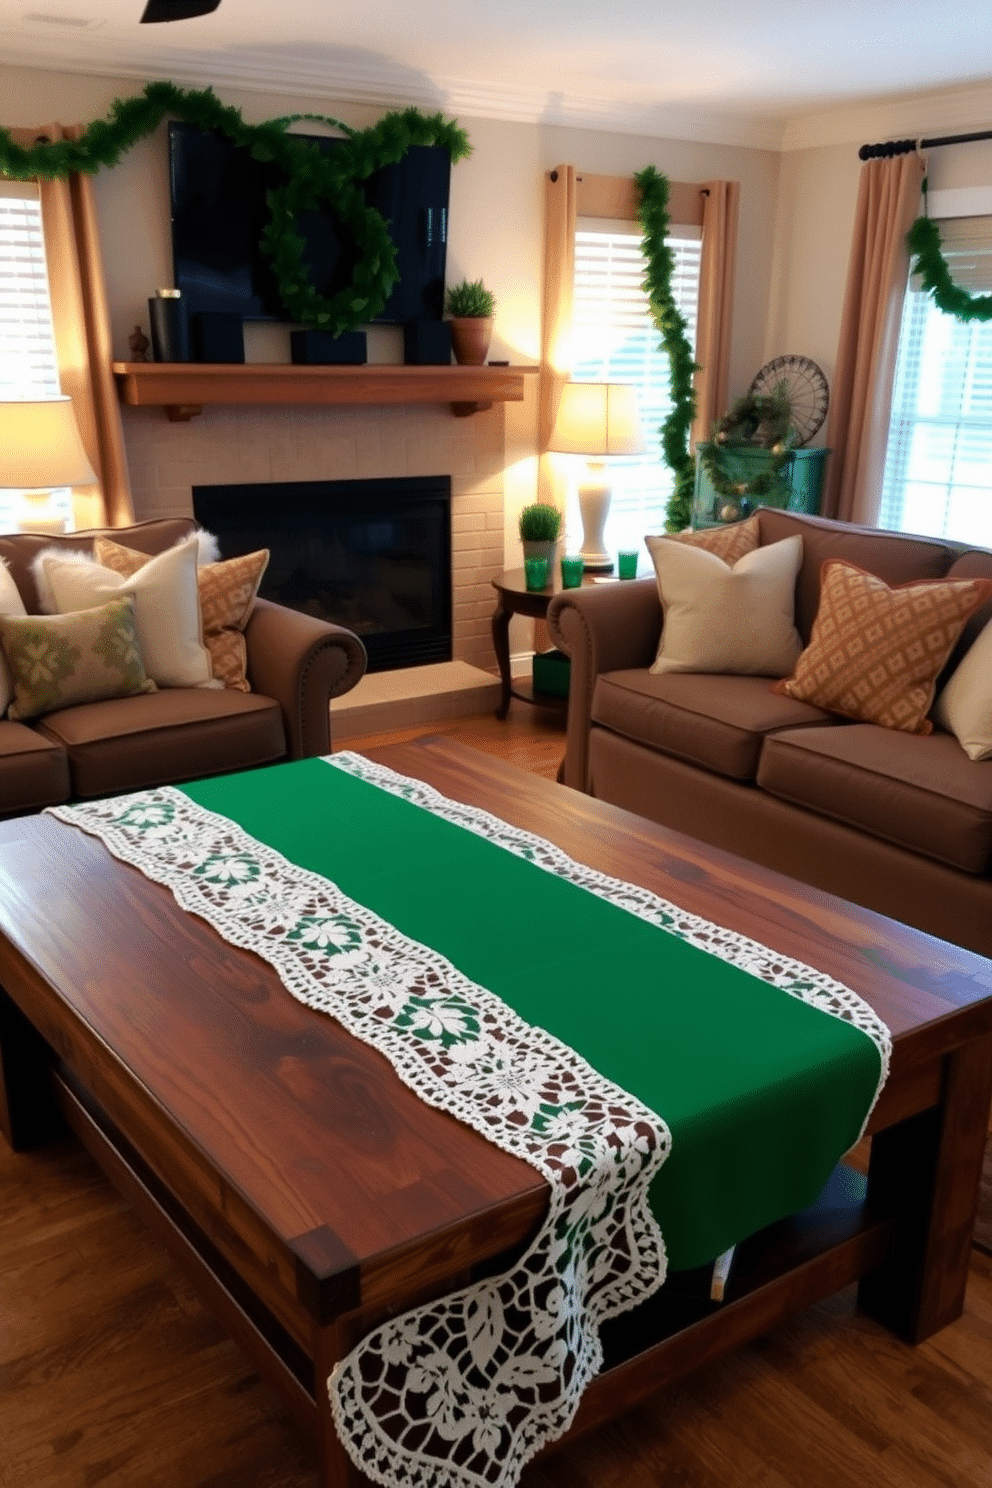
(699, 387, 794, 503)
(0, 82, 472, 335)
(635, 165, 699, 531)
(907, 215, 992, 323)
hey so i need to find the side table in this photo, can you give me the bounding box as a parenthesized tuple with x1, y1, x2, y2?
(491, 567, 597, 719)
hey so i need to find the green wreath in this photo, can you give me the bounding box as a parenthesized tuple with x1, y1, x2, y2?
(699, 386, 794, 503)
(0, 82, 472, 336)
(907, 215, 992, 324)
(635, 165, 699, 531)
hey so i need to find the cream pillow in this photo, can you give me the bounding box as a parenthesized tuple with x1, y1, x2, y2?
(646, 533, 804, 676)
(33, 536, 215, 689)
(934, 616, 992, 759)
(0, 559, 27, 716)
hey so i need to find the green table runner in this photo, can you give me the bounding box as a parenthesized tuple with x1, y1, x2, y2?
(183, 753, 884, 1272)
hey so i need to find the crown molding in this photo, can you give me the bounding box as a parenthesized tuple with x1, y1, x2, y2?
(781, 78, 992, 152)
(2, 37, 787, 150)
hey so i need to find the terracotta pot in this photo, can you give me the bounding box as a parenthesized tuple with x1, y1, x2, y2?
(448, 316, 493, 366)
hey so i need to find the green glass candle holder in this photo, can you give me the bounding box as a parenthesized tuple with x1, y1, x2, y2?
(524, 556, 550, 591)
(617, 549, 639, 580)
(560, 555, 584, 589)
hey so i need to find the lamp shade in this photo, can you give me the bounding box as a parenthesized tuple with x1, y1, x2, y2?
(547, 382, 645, 457)
(0, 397, 97, 490)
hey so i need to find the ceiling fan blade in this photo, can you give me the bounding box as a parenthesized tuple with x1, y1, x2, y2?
(140, 0, 221, 19)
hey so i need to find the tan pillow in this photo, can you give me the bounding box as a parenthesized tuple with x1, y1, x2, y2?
(775, 560, 992, 735)
(652, 514, 760, 567)
(646, 532, 803, 676)
(0, 559, 27, 716)
(0, 597, 156, 721)
(95, 537, 269, 692)
(34, 536, 214, 690)
(933, 616, 992, 759)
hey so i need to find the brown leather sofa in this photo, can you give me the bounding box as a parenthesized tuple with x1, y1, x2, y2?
(547, 508, 992, 960)
(0, 517, 367, 817)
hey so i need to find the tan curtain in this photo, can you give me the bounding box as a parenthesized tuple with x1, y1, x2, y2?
(539, 165, 577, 509)
(7, 124, 133, 528)
(822, 153, 925, 524)
(693, 180, 740, 445)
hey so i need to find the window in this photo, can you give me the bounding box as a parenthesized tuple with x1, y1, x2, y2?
(880, 216, 992, 547)
(570, 218, 702, 554)
(0, 183, 75, 531)
(0, 183, 60, 398)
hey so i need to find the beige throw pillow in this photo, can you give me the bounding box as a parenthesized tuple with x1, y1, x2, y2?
(775, 560, 992, 735)
(646, 533, 803, 676)
(0, 597, 156, 720)
(33, 536, 215, 690)
(933, 616, 992, 759)
(0, 559, 27, 716)
(95, 536, 269, 692)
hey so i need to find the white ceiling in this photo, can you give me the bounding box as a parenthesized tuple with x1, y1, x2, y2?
(3, 0, 991, 150)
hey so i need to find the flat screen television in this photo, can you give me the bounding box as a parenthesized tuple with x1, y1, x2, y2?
(168, 122, 450, 325)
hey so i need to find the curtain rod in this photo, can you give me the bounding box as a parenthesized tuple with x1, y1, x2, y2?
(859, 129, 992, 160)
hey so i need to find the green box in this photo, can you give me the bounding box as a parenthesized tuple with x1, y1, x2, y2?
(532, 648, 571, 697)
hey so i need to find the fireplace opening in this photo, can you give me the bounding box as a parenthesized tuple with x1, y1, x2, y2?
(192, 475, 452, 672)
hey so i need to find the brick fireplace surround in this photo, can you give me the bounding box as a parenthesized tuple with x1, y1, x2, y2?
(120, 399, 506, 674)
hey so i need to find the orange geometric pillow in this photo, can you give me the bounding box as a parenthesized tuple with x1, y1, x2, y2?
(94, 536, 269, 692)
(774, 559, 992, 734)
(651, 514, 759, 568)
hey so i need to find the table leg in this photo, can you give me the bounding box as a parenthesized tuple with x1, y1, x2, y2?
(858, 1032, 992, 1342)
(0, 987, 64, 1151)
(491, 595, 512, 720)
(312, 1316, 369, 1488)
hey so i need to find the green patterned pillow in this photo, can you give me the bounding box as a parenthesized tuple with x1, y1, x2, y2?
(0, 596, 157, 721)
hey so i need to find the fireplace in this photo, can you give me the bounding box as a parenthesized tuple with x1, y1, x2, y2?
(192, 475, 452, 673)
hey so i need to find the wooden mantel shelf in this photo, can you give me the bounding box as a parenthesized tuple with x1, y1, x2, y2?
(112, 361, 539, 421)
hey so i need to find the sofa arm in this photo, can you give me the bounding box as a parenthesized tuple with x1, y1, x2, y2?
(244, 598, 367, 760)
(547, 577, 662, 791)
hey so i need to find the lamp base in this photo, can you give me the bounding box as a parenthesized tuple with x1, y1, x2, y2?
(578, 554, 614, 573)
(578, 474, 613, 571)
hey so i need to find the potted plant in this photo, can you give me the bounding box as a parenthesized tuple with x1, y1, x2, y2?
(444, 278, 496, 365)
(518, 502, 562, 565)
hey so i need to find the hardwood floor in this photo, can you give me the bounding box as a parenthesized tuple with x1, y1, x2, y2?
(2, 706, 991, 1488)
(333, 702, 571, 781)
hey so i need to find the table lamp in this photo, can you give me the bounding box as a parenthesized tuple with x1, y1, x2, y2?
(0, 397, 97, 534)
(547, 382, 645, 572)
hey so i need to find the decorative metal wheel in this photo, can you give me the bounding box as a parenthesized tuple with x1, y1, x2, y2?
(749, 356, 829, 447)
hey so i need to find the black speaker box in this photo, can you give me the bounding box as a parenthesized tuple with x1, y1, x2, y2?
(404, 319, 452, 365)
(192, 312, 244, 363)
(290, 330, 367, 365)
(148, 295, 190, 362)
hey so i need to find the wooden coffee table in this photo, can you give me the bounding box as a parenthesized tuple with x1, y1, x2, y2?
(1, 737, 991, 1487)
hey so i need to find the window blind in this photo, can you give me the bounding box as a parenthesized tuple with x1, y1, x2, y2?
(880, 215, 992, 546)
(570, 220, 702, 555)
(0, 185, 61, 399)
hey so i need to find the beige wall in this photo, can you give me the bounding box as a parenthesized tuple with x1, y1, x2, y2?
(9, 62, 991, 572)
(0, 63, 782, 573)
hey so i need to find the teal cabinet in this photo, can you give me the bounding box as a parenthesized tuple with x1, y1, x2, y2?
(692, 445, 829, 528)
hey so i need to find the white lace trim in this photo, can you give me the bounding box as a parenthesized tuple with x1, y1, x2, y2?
(47, 786, 670, 1488)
